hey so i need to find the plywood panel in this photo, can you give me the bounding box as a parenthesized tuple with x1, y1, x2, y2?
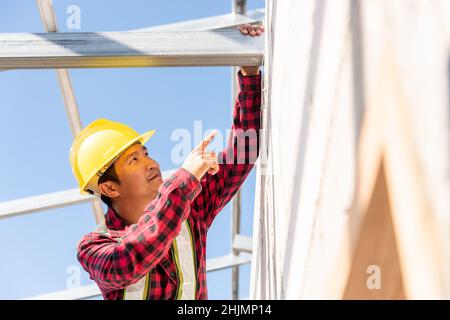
(343, 164, 405, 299)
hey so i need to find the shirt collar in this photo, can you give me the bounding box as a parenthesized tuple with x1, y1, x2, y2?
(105, 206, 127, 230)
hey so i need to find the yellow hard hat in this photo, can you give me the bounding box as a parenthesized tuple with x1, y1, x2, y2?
(70, 119, 155, 196)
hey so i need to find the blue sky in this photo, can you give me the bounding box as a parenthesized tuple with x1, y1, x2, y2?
(0, 0, 264, 299)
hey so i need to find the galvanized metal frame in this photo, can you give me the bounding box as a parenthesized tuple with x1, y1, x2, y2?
(36, 0, 104, 224)
(231, 0, 246, 301)
(0, 169, 177, 220)
(26, 252, 252, 300)
(0, 31, 263, 69)
(0, 0, 261, 300)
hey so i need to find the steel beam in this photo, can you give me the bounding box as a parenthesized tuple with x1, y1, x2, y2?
(24, 284, 101, 300)
(25, 253, 252, 300)
(36, 0, 103, 223)
(0, 169, 176, 220)
(0, 30, 263, 69)
(231, 0, 247, 301)
(207, 254, 252, 272)
(232, 234, 253, 253)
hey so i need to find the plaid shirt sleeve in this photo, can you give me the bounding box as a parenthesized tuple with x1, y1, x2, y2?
(193, 71, 262, 228)
(77, 168, 201, 292)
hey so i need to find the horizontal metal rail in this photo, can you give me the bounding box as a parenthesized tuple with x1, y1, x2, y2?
(206, 253, 252, 272)
(25, 284, 101, 300)
(0, 188, 95, 219)
(25, 253, 252, 300)
(232, 234, 253, 253)
(0, 30, 263, 69)
(0, 169, 176, 220)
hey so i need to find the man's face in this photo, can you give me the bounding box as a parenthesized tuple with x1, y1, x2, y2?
(113, 143, 163, 202)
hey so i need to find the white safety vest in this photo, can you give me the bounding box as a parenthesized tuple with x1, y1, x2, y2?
(122, 220, 197, 300)
(97, 220, 197, 300)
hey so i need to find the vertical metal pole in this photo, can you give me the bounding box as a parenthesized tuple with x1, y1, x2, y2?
(231, 0, 246, 301)
(232, 0, 247, 14)
(36, 0, 104, 224)
(231, 190, 242, 300)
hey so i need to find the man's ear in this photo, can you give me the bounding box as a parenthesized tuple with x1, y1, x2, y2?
(98, 181, 120, 199)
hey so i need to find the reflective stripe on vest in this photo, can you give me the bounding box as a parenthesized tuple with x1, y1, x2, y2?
(123, 272, 150, 300)
(122, 220, 197, 300)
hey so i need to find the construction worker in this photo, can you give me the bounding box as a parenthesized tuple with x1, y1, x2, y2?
(71, 24, 264, 300)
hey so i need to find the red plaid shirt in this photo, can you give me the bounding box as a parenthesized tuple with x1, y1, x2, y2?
(77, 71, 261, 300)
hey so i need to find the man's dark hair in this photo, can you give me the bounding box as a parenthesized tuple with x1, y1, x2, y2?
(98, 163, 121, 207)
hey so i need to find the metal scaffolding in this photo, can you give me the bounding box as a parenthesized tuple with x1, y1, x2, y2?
(0, 0, 263, 299)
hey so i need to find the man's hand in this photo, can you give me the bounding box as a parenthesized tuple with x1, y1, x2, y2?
(239, 24, 265, 76)
(182, 131, 219, 181)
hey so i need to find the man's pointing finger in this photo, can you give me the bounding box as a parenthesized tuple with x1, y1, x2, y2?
(197, 130, 217, 151)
